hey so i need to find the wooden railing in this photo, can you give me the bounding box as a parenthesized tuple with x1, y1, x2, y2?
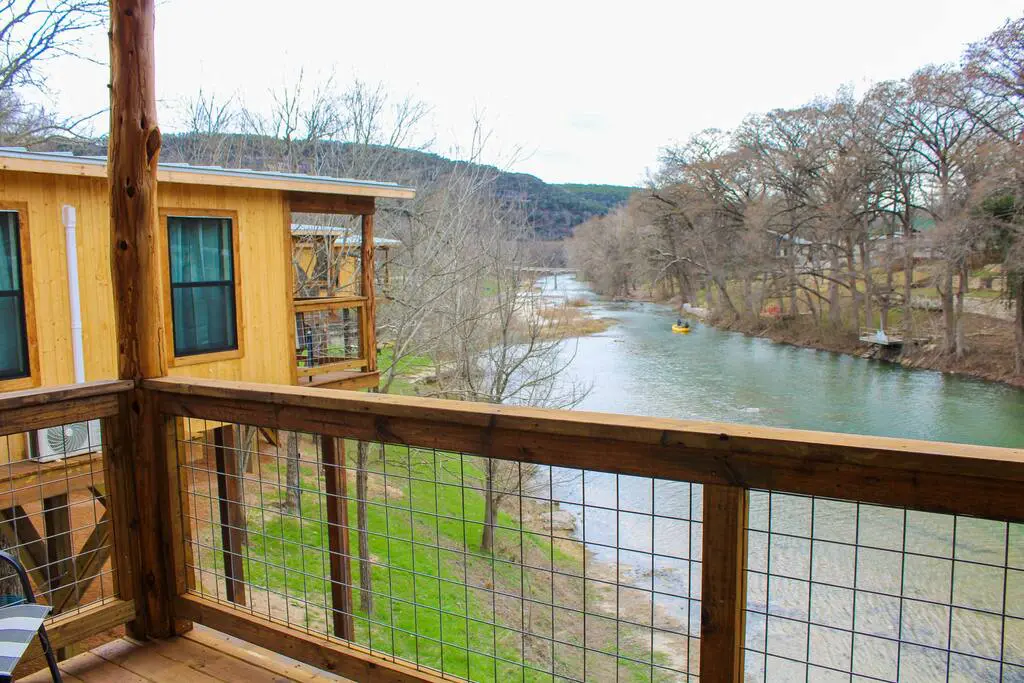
(3, 377, 1021, 680)
(0, 380, 138, 669)
(139, 376, 1024, 683)
(293, 296, 371, 378)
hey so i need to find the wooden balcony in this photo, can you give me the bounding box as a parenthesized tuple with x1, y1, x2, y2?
(293, 296, 378, 391)
(4, 377, 1023, 682)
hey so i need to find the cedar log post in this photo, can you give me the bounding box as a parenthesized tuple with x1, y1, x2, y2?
(109, 0, 179, 638)
(360, 212, 377, 373)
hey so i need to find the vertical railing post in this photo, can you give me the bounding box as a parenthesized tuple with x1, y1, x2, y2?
(162, 412, 193, 631)
(42, 492, 73, 658)
(322, 435, 355, 640)
(360, 211, 377, 374)
(213, 425, 247, 606)
(700, 483, 749, 682)
(101, 397, 139, 613)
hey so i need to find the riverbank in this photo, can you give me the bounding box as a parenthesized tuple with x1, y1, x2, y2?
(192, 436, 689, 683)
(595, 284, 1024, 388)
(713, 310, 1024, 389)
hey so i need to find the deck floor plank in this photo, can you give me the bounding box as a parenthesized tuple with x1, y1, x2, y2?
(19, 627, 347, 682)
(91, 637, 226, 683)
(182, 628, 346, 681)
(149, 634, 311, 683)
(31, 650, 147, 682)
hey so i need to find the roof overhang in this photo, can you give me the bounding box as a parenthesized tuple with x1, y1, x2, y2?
(0, 147, 416, 201)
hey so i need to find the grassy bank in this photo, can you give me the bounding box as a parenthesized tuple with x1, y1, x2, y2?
(377, 346, 435, 395)
(193, 442, 688, 682)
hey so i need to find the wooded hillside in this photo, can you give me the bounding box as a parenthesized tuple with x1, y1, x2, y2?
(51, 134, 634, 239)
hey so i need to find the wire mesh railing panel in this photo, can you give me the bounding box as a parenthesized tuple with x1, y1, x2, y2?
(295, 306, 362, 370)
(174, 417, 703, 682)
(0, 421, 116, 618)
(744, 490, 1024, 682)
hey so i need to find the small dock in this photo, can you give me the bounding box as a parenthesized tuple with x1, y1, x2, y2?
(859, 329, 904, 347)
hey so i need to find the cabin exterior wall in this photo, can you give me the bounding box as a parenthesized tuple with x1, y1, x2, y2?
(0, 169, 297, 391)
(160, 183, 295, 385)
(292, 241, 359, 296)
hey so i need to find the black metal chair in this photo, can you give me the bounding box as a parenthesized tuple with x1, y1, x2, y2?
(0, 550, 61, 682)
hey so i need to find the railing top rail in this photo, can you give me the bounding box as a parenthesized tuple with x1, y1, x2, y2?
(0, 379, 133, 411)
(0, 379, 133, 437)
(146, 376, 1024, 521)
(293, 296, 366, 312)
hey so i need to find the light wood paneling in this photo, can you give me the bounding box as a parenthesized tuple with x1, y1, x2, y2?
(0, 172, 296, 392)
(161, 185, 293, 385)
(0, 173, 116, 387)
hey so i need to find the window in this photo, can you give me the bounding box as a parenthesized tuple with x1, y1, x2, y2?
(167, 216, 238, 356)
(0, 212, 29, 379)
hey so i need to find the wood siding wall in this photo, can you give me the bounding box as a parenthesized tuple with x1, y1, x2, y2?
(0, 172, 116, 387)
(0, 171, 295, 398)
(161, 184, 293, 385)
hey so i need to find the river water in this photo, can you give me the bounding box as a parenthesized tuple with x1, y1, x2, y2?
(539, 275, 1024, 447)
(530, 275, 1024, 679)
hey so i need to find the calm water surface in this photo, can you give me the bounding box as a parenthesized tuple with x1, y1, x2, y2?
(531, 275, 1024, 677)
(539, 275, 1024, 447)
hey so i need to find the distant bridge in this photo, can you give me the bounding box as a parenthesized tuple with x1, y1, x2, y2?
(519, 267, 577, 274)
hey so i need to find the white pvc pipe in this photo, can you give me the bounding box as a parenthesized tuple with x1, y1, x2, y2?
(62, 205, 85, 385)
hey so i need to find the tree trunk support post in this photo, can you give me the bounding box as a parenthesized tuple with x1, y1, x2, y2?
(700, 483, 749, 682)
(109, 0, 181, 639)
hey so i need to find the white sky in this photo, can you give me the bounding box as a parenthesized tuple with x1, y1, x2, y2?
(34, 0, 1024, 185)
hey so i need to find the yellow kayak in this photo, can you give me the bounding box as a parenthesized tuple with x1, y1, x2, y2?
(672, 324, 691, 334)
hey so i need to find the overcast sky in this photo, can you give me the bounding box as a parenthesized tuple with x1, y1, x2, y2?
(35, 0, 1023, 185)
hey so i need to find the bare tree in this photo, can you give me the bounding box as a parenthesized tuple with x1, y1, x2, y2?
(1, 0, 104, 91)
(0, 1, 105, 142)
(568, 18, 1024, 378)
(431, 190, 588, 552)
(963, 16, 1024, 371)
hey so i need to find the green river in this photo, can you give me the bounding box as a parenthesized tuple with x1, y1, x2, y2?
(535, 275, 1024, 680)
(542, 275, 1024, 447)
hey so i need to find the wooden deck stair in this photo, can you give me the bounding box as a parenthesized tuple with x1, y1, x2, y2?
(21, 627, 348, 683)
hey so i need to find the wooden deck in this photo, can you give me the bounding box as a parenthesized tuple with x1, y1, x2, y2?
(296, 369, 379, 390)
(21, 627, 347, 683)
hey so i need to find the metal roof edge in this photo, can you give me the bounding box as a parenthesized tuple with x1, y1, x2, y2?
(0, 147, 416, 199)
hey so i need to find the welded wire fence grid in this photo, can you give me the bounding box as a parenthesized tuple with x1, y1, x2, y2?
(295, 307, 362, 368)
(0, 422, 116, 618)
(744, 490, 1024, 682)
(175, 418, 703, 682)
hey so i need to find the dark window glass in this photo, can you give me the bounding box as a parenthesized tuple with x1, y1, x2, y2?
(168, 216, 238, 356)
(0, 212, 29, 379)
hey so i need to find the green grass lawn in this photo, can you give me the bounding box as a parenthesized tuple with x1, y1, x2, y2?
(195, 442, 676, 682)
(375, 346, 434, 395)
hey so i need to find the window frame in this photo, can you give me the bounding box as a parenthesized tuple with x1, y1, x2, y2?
(160, 209, 244, 367)
(0, 203, 38, 391)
